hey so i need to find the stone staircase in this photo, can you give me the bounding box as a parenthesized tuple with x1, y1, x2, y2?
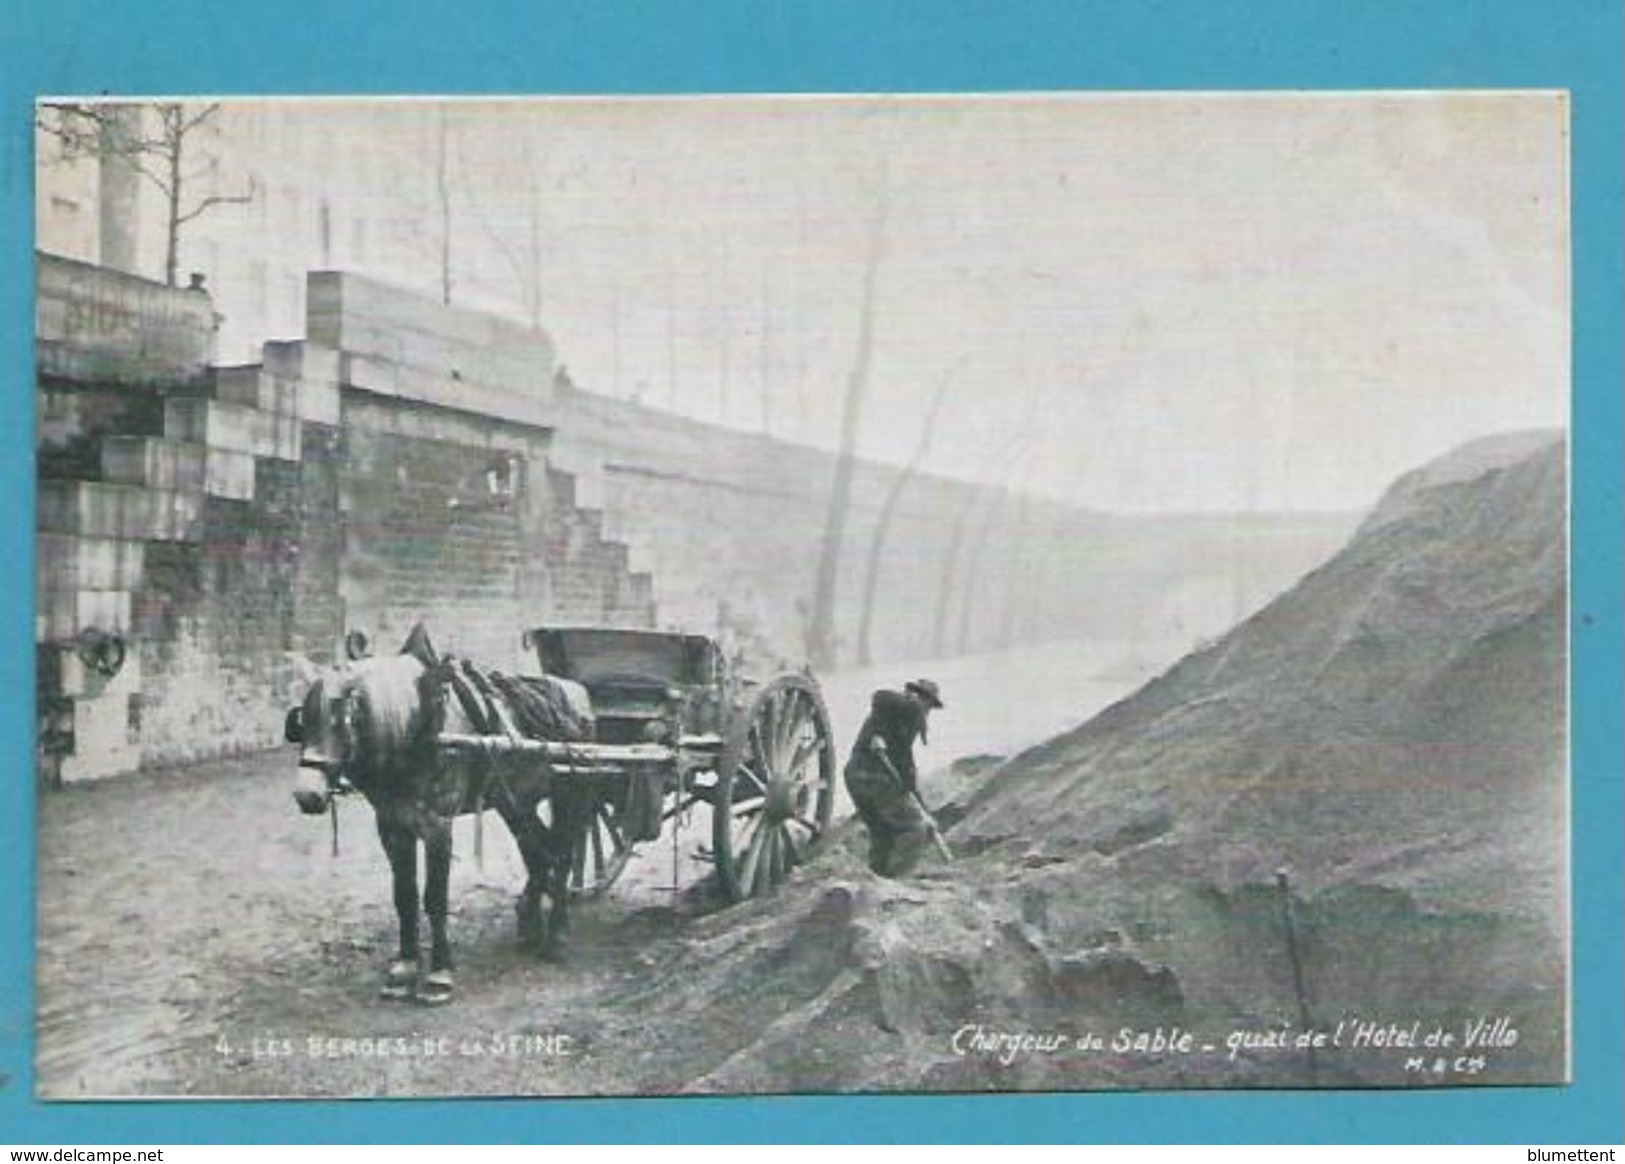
(36, 341, 340, 784)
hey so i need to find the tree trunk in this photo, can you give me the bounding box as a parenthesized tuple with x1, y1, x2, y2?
(807, 192, 886, 671)
(855, 466, 911, 667)
(994, 488, 1038, 649)
(955, 485, 1009, 654)
(437, 109, 453, 306)
(855, 361, 959, 666)
(941, 383, 1054, 657)
(930, 490, 978, 659)
(164, 111, 182, 287)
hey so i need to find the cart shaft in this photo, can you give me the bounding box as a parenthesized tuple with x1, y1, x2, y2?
(437, 733, 720, 767)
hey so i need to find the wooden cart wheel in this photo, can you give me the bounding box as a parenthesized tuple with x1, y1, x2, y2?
(568, 794, 636, 898)
(711, 674, 837, 902)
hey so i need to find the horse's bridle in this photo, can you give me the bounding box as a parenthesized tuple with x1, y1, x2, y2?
(297, 683, 361, 796)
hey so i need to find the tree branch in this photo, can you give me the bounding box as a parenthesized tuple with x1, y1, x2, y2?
(36, 103, 112, 157)
(175, 176, 256, 227)
(124, 152, 174, 198)
(179, 102, 220, 137)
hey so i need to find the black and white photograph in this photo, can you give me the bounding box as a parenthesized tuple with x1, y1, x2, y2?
(33, 93, 1568, 1099)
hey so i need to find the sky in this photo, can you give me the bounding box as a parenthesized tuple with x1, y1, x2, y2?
(434, 93, 1568, 515)
(77, 93, 1571, 515)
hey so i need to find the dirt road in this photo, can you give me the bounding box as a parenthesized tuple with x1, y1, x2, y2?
(34, 635, 1187, 1098)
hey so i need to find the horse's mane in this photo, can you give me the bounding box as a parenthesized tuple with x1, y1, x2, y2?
(344, 653, 441, 776)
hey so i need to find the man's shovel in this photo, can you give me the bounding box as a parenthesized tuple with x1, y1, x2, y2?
(912, 791, 956, 865)
(872, 744, 955, 864)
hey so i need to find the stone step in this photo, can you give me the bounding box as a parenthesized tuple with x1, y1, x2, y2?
(36, 587, 133, 642)
(205, 448, 257, 501)
(38, 481, 204, 542)
(214, 364, 297, 418)
(100, 436, 207, 492)
(164, 398, 299, 462)
(218, 358, 339, 429)
(264, 339, 343, 428)
(37, 534, 145, 592)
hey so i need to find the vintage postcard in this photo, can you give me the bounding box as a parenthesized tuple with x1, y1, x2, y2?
(33, 93, 1567, 1099)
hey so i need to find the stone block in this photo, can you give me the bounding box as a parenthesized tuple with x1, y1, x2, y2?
(214, 364, 266, 408)
(40, 480, 107, 536)
(36, 587, 133, 641)
(100, 436, 206, 492)
(57, 689, 142, 783)
(37, 534, 145, 592)
(40, 482, 205, 541)
(36, 252, 215, 388)
(141, 489, 206, 541)
(307, 271, 554, 400)
(164, 398, 277, 458)
(342, 353, 552, 431)
(271, 412, 302, 462)
(263, 341, 342, 427)
(205, 449, 257, 500)
(218, 362, 311, 426)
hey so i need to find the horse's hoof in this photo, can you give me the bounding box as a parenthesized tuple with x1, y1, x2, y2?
(416, 970, 455, 1006)
(380, 960, 417, 1001)
(540, 935, 569, 964)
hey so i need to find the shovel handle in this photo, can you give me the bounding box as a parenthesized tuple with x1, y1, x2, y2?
(912, 791, 955, 863)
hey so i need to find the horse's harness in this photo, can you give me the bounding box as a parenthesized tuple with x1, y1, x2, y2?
(298, 680, 363, 856)
(298, 660, 582, 862)
(298, 681, 362, 794)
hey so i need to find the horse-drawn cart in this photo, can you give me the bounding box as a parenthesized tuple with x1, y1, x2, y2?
(441, 626, 839, 903)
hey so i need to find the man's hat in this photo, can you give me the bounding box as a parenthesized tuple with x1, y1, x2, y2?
(905, 678, 944, 709)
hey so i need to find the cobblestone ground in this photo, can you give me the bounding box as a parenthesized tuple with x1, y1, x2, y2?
(34, 637, 1178, 1098)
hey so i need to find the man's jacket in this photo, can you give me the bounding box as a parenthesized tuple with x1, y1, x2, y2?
(845, 689, 927, 796)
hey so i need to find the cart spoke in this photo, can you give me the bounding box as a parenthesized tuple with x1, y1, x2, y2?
(735, 762, 768, 794)
(770, 688, 795, 768)
(783, 690, 812, 771)
(769, 826, 786, 887)
(730, 794, 766, 817)
(738, 814, 768, 894)
(780, 823, 802, 868)
(732, 808, 765, 862)
(785, 735, 822, 783)
(791, 814, 822, 840)
(748, 722, 775, 778)
(759, 698, 779, 769)
(757, 828, 778, 893)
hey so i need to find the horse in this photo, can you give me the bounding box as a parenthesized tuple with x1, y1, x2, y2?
(286, 626, 593, 1005)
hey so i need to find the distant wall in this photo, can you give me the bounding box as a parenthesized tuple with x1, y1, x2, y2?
(552, 387, 1355, 670)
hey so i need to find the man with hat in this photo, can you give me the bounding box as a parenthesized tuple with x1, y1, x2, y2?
(843, 678, 945, 877)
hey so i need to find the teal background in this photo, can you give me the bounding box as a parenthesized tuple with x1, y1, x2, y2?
(1, 0, 1619, 1144)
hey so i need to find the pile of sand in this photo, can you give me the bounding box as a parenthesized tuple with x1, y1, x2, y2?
(622, 432, 1568, 1091)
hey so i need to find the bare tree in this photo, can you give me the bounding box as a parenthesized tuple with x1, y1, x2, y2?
(463, 131, 555, 329)
(806, 178, 888, 671)
(955, 442, 1043, 655)
(37, 101, 256, 286)
(435, 105, 454, 307)
(853, 356, 968, 666)
(930, 379, 1059, 658)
